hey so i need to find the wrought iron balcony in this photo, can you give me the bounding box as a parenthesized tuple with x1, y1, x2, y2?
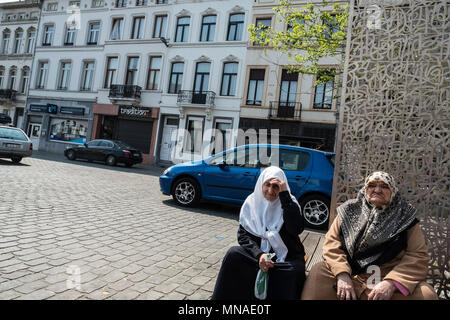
(0, 89, 16, 101)
(269, 101, 302, 119)
(109, 84, 141, 103)
(177, 90, 215, 106)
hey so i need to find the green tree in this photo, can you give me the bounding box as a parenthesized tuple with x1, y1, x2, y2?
(248, 0, 349, 84)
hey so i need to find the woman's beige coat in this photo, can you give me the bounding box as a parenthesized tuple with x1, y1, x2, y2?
(301, 217, 438, 300)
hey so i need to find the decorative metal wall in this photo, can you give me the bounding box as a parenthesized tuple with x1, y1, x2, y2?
(331, 0, 449, 298)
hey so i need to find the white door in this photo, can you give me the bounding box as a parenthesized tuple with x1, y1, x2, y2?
(160, 118, 178, 162)
(28, 123, 41, 150)
(17, 115, 23, 129)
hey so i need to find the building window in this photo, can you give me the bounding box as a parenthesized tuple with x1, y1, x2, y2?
(26, 29, 36, 53)
(193, 62, 210, 93)
(323, 14, 339, 39)
(0, 68, 5, 88)
(254, 17, 271, 45)
(36, 62, 48, 89)
(280, 69, 298, 107)
(246, 69, 265, 105)
(115, 0, 127, 8)
(212, 120, 232, 154)
(147, 56, 161, 90)
(313, 70, 334, 109)
(47, 2, 58, 11)
(69, 1, 81, 8)
(43, 25, 54, 46)
(185, 117, 203, 154)
(49, 119, 88, 144)
(58, 62, 72, 90)
(131, 16, 145, 39)
(227, 13, 244, 41)
(156, 0, 167, 4)
(2, 31, 10, 54)
(125, 57, 139, 86)
(220, 62, 238, 96)
(110, 18, 124, 40)
(81, 61, 95, 91)
(14, 30, 23, 54)
(175, 17, 190, 42)
(153, 15, 167, 38)
(8, 68, 16, 90)
(200, 15, 216, 42)
(92, 0, 104, 8)
(104, 57, 118, 88)
(136, 0, 147, 5)
(168, 62, 183, 94)
(20, 68, 30, 94)
(88, 22, 100, 44)
(65, 26, 77, 45)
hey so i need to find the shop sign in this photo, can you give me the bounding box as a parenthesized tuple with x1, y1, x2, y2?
(60, 107, 85, 115)
(119, 106, 152, 119)
(29, 104, 49, 113)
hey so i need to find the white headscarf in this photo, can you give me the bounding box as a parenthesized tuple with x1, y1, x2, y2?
(239, 166, 301, 262)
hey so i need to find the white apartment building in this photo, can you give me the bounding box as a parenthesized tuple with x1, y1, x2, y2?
(0, 0, 40, 130)
(94, 0, 252, 164)
(25, 0, 252, 165)
(25, 0, 107, 153)
(239, 0, 342, 151)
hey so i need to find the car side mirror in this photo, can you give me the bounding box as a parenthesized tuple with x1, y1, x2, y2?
(218, 161, 227, 170)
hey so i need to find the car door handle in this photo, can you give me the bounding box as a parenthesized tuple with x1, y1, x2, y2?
(243, 172, 254, 176)
(295, 176, 307, 181)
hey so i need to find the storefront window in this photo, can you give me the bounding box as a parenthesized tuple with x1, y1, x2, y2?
(49, 118, 88, 144)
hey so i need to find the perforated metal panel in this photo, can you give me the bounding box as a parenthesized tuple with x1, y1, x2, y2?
(331, 0, 449, 298)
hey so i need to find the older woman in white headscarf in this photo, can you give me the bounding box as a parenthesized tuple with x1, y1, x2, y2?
(212, 166, 306, 300)
(301, 171, 438, 300)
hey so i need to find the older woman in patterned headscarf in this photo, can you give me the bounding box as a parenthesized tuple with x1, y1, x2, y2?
(301, 171, 438, 300)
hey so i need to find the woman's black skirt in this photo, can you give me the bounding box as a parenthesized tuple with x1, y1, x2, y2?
(211, 246, 306, 300)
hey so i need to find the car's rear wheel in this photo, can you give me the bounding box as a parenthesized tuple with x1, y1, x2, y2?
(125, 163, 133, 168)
(300, 194, 330, 230)
(106, 155, 116, 166)
(172, 177, 201, 207)
(11, 156, 22, 163)
(66, 150, 76, 160)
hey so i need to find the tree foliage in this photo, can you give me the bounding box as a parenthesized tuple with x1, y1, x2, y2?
(248, 0, 349, 84)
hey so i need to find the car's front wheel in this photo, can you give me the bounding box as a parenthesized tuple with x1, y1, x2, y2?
(300, 194, 330, 230)
(11, 156, 22, 163)
(172, 177, 201, 207)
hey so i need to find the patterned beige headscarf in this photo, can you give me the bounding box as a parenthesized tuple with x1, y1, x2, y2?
(364, 171, 398, 207)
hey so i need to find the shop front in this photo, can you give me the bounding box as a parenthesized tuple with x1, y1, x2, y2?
(238, 118, 336, 152)
(24, 101, 92, 153)
(92, 104, 159, 165)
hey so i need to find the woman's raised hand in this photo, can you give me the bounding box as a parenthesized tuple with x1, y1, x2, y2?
(272, 178, 288, 192)
(336, 272, 357, 300)
(259, 254, 275, 273)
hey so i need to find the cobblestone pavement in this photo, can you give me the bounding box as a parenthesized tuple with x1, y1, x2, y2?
(0, 154, 241, 300)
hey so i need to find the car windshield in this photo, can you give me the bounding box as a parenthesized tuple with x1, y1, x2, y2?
(114, 141, 134, 149)
(0, 127, 28, 141)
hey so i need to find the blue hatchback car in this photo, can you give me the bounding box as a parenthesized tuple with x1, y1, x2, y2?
(159, 144, 335, 229)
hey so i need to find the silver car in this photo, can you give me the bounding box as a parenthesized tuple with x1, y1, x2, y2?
(0, 125, 33, 163)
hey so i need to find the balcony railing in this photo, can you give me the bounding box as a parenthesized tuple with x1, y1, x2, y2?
(109, 84, 141, 100)
(269, 101, 302, 119)
(177, 90, 215, 106)
(0, 89, 16, 101)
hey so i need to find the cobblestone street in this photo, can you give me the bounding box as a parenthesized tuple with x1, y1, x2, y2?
(0, 154, 241, 300)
